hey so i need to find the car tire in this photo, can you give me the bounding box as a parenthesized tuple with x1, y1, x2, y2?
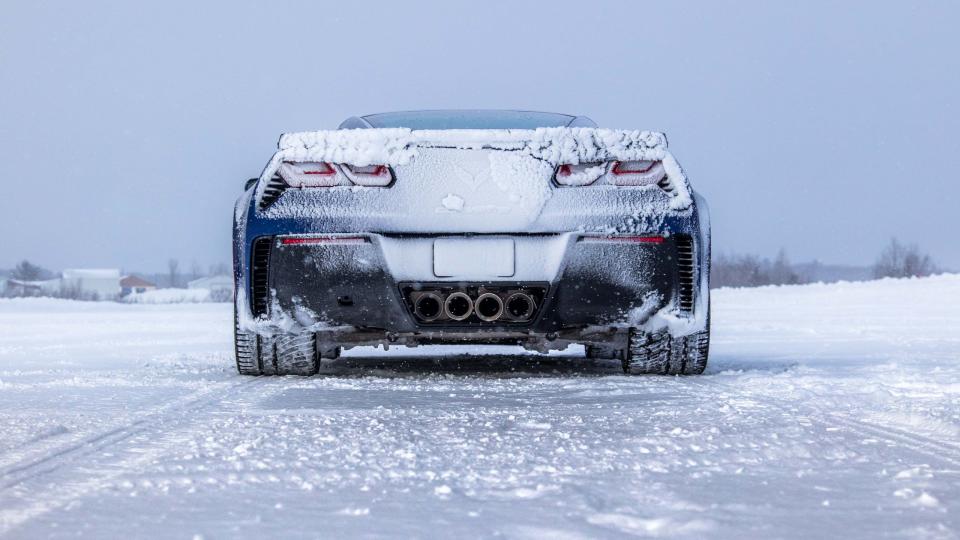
(234, 306, 262, 376)
(234, 305, 334, 376)
(623, 329, 709, 375)
(270, 332, 320, 375)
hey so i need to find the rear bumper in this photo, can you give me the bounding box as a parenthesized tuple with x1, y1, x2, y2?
(232, 187, 711, 349)
(235, 231, 707, 348)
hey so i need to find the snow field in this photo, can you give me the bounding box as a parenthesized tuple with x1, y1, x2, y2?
(0, 275, 958, 538)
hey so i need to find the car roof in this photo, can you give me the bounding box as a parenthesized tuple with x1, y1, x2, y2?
(339, 110, 597, 130)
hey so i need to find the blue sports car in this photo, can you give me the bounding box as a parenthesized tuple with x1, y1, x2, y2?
(233, 110, 710, 375)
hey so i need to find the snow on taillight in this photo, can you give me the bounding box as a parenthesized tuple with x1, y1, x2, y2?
(278, 161, 342, 187)
(342, 164, 394, 187)
(554, 162, 607, 186)
(608, 160, 665, 186)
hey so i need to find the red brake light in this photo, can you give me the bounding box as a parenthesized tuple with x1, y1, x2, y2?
(278, 161, 342, 187)
(554, 162, 607, 186)
(349, 165, 386, 176)
(611, 160, 658, 175)
(301, 162, 336, 175)
(342, 164, 394, 187)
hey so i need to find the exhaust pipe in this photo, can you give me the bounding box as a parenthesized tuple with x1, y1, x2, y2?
(444, 291, 473, 321)
(413, 292, 443, 321)
(474, 292, 504, 322)
(505, 292, 536, 320)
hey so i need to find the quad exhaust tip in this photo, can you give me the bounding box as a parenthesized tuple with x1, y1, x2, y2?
(474, 292, 504, 322)
(444, 291, 474, 321)
(414, 292, 443, 321)
(505, 292, 535, 320)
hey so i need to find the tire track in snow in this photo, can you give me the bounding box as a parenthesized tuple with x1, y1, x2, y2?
(0, 377, 267, 492)
(703, 376, 960, 469)
(825, 415, 960, 468)
(0, 376, 276, 535)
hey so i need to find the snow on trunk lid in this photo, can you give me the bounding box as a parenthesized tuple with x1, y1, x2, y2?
(396, 147, 555, 229)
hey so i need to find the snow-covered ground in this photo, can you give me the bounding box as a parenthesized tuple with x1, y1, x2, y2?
(1, 276, 958, 539)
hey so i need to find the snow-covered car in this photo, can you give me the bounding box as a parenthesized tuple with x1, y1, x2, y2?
(233, 110, 710, 375)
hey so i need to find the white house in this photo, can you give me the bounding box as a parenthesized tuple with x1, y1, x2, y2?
(5, 278, 61, 296)
(187, 275, 233, 294)
(61, 269, 121, 299)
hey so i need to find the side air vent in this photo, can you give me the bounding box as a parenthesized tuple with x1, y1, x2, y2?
(676, 235, 695, 314)
(250, 237, 273, 316)
(259, 176, 286, 210)
(657, 175, 675, 194)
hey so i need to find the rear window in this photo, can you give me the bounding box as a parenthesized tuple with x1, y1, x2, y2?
(360, 110, 576, 130)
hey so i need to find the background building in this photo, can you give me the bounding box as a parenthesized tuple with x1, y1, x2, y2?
(61, 269, 121, 300)
(120, 275, 157, 297)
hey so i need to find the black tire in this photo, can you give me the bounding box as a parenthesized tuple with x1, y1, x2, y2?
(623, 329, 709, 375)
(234, 306, 336, 376)
(234, 306, 262, 376)
(272, 332, 319, 376)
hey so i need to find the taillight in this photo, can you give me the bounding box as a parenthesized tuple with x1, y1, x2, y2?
(277, 161, 394, 188)
(554, 162, 607, 186)
(342, 164, 394, 187)
(611, 160, 657, 175)
(279, 161, 342, 187)
(608, 160, 664, 186)
(553, 160, 666, 187)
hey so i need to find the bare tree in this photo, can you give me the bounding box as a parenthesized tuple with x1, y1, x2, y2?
(873, 237, 936, 279)
(712, 249, 806, 289)
(167, 258, 180, 288)
(190, 260, 202, 282)
(11, 260, 53, 281)
(769, 249, 801, 285)
(712, 253, 767, 288)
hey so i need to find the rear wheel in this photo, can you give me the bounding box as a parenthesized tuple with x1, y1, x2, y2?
(623, 329, 709, 375)
(234, 307, 262, 375)
(234, 306, 339, 376)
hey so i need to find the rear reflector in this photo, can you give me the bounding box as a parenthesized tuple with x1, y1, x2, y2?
(580, 235, 665, 244)
(280, 236, 368, 245)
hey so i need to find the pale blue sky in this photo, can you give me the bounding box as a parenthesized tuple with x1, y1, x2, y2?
(1, 1, 957, 271)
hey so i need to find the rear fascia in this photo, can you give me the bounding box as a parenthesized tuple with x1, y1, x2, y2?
(233, 183, 710, 340)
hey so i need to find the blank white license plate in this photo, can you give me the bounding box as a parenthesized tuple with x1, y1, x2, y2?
(433, 238, 515, 278)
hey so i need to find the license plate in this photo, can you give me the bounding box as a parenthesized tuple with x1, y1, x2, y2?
(433, 238, 515, 278)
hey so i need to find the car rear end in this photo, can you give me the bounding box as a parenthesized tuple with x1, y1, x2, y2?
(233, 125, 710, 375)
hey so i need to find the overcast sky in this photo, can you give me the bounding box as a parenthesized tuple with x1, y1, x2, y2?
(2, 1, 957, 272)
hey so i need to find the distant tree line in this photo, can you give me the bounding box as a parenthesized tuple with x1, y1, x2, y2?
(151, 258, 231, 288)
(712, 249, 803, 288)
(872, 238, 937, 279)
(712, 238, 938, 289)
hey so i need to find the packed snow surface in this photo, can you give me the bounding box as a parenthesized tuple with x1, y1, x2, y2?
(1, 275, 959, 538)
(121, 288, 215, 304)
